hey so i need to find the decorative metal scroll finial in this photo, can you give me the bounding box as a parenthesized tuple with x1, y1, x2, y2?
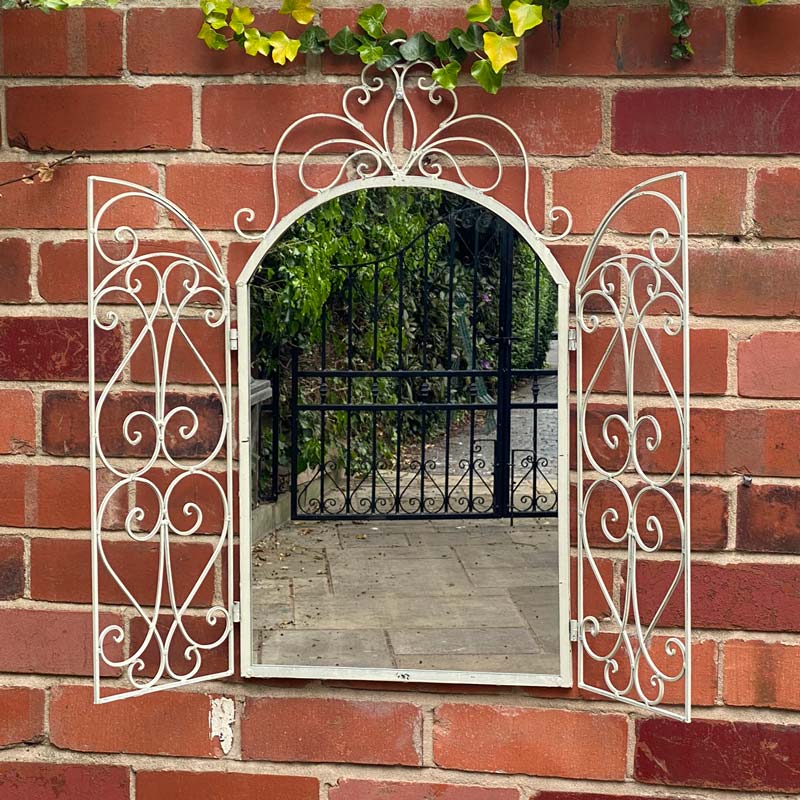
(233, 58, 572, 242)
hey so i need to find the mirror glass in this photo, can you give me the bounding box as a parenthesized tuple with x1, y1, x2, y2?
(248, 187, 564, 681)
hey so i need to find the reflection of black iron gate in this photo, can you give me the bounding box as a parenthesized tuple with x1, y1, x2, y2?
(288, 203, 558, 520)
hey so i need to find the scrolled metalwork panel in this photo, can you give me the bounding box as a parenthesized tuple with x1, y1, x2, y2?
(232, 58, 572, 244)
(88, 177, 235, 703)
(575, 172, 691, 721)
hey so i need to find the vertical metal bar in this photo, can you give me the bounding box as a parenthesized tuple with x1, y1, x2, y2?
(395, 252, 404, 513)
(290, 345, 300, 518)
(531, 255, 542, 514)
(270, 367, 280, 500)
(371, 258, 379, 512)
(419, 228, 431, 513)
(468, 213, 479, 510)
(319, 303, 328, 514)
(345, 266, 354, 513)
(443, 213, 456, 513)
(495, 222, 514, 518)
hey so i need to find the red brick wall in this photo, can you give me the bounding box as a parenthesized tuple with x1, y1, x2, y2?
(1, 2, 800, 798)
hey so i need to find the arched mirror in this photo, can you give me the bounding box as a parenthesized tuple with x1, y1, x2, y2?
(243, 185, 570, 685)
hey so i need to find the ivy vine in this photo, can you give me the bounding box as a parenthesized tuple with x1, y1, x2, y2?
(5, 0, 774, 94)
(197, 0, 771, 93)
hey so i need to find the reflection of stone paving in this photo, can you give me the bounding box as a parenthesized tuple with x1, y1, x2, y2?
(252, 517, 560, 675)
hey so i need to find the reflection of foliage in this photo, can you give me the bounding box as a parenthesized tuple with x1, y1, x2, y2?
(251, 188, 557, 481)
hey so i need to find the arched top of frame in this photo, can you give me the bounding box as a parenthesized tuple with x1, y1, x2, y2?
(233, 58, 572, 274)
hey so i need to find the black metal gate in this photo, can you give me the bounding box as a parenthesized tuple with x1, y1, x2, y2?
(284, 202, 558, 520)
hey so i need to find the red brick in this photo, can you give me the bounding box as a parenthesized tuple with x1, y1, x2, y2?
(0, 536, 24, 600)
(0, 316, 120, 381)
(42, 390, 225, 459)
(736, 5, 800, 75)
(580, 635, 717, 707)
(50, 685, 225, 757)
(7, 85, 192, 152)
(635, 717, 800, 792)
(137, 771, 318, 800)
(331, 781, 518, 800)
(41, 238, 223, 304)
(737, 483, 800, 554)
(0, 687, 44, 746)
(129, 612, 234, 681)
(129, 317, 229, 385)
(690, 247, 800, 317)
(434, 704, 626, 779)
(614, 87, 800, 155)
(589, 406, 800, 478)
(739, 331, 800, 398)
(0, 238, 31, 302)
(31, 537, 216, 606)
(535, 795, 682, 800)
(724, 640, 800, 711)
(0, 608, 121, 675)
(0, 162, 158, 230)
(525, 6, 725, 76)
(166, 163, 314, 231)
(754, 168, 800, 238)
(0, 389, 34, 455)
(0, 9, 122, 76)
(0, 763, 129, 800)
(575, 482, 727, 552)
(636, 560, 800, 632)
(128, 8, 304, 75)
(407, 87, 601, 157)
(572, 556, 613, 621)
(134, 468, 232, 538)
(202, 84, 388, 154)
(575, 327, 727, 396)
(554, 167, 745, 235)
(0, 463, 126, 530)
(242, 696, 422, 765)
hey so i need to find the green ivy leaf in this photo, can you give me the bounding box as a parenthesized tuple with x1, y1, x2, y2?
(670, 20, 691, 38)
(198, 21, 229, 49)
(482, 31, 519, 71)
(279, 0, 316, 25)
(671, 40, 693, 59)
(267, 30, 301, 63)
(357, 42, 384, 63)
(329, 25, 361, 55)
(466, 0, 492, 24)
(508, 1, 543, 36)
(435, 37, 464, 62)
(201, 0, 231, 16)
(375, 43, 402, 69)
(748, 0, 771, 5)
(380, 27, 407, 43)
(299, 24, 329, 54)
(243, 26, 270, 55)
(470, 58, 504, 93)
(398, 31, 436, 61)
(357, 3, 387, 38)
(229, 5, 254, 34)
(431, 60, 461, 89)
(455, 22, 484, 51)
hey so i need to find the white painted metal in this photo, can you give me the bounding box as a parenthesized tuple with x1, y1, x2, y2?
(88, 177, 235, 703)
(234, 59, 573, 688)
(86, 57, 691, 716)
(574, 172, 691, 721)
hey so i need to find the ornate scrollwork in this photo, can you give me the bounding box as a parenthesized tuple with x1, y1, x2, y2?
(234, 57, 572, 243)
(89, 177, 234, 702)
(575, 172, 690, 721)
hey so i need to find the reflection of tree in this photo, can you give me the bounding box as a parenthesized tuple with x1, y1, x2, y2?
(249, 188, 557, 483)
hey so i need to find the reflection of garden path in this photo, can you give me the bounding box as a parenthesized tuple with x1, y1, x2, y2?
(251, 516, 560, 675)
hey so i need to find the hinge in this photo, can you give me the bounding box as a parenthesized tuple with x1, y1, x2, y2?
(229, 329, 239, 351)
(567, 325, 577, 352)
(232, 601, 241, 623)
(569, 619, 578, 642)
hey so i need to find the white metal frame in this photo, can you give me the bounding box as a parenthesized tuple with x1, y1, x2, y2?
(237, 177, 572, 688)
(88, 178, 235, 703)
(87, 56, 691, 716)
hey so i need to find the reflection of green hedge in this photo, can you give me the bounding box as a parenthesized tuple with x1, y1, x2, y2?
(512, 243, 558, 371)
(250, 188, 558, 480)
